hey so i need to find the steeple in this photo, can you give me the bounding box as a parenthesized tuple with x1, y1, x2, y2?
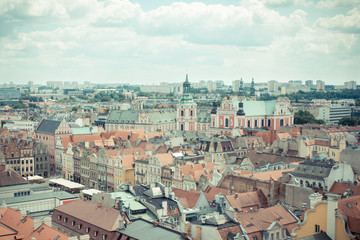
(181, 74, 193, 104)
(250, 77, 255, 96)
(238, 78, 244, 96)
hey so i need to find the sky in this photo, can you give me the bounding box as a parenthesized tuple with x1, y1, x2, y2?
(0, 0, 359, 85)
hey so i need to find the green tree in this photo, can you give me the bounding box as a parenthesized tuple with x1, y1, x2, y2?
(338, 117, 360, 126)
(294, 110, 325, 124)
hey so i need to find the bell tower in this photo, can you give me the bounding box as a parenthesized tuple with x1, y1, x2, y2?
(177, 74, 197, 131)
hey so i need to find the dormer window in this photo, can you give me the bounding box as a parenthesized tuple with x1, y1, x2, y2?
(57, 215, 62, 220)
(94, 230, 98, 237)
(86, 227, 90, 233)
(63, 217, 67, 223)
(72, 221, 75, 226)
(78, 223, 82, 229)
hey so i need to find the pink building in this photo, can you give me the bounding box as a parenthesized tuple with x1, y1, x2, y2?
(35, 119, 72, 172)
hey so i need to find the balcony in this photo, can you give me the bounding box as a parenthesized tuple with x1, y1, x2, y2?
(136, 172, 145, 176)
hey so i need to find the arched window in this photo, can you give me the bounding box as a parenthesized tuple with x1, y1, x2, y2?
(225, 119, 229, 127)
(280, 119, 284, 126)
(190, 110, 193, 116)
(181, 110, 184, 117)
(180, 124, 184, 131)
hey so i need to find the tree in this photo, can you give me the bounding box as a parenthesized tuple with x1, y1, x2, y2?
(294, 110, 325, 124)
(338, 117, 360, 126)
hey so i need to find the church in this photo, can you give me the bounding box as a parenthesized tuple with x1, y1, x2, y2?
(106, 75, 293, 134)
(175, 75, 293, 135)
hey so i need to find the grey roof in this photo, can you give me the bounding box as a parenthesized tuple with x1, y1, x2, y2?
(117, 219, 184, 240)
(297, 233, 331, 240)
(292, 160, 334, 180)
(197, 109, 211, 123)
(107, 109, 176, 124)
(133, 185, 178, 210)
(0, 191, 77, 204)
(35, 119, 61, 135)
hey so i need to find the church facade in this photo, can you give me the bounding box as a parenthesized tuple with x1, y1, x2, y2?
(106, 75, 293, 134)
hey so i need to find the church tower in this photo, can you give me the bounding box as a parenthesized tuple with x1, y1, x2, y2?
(250, 77, 255, 97)
(238, 78, 244, 96)
(177, 74, 197, 131)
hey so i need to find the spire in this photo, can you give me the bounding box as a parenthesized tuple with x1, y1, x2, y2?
(250, 77, 255, 96)
(239, 78, 244, 96)
(181, 73, 193, 104)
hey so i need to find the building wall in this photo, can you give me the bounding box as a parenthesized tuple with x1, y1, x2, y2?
(292, 202, 353, 240)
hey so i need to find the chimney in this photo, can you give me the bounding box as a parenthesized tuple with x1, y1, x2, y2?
(326, 193, 341, 240)
(185, 222, 192, 236)
(79, 235, 90, 240)
(196, 226, 202, 240)
(119, 220, 125, 230)
(162, 201, 168, 216)
(309, 192, 322, 209)
(33, 218, 42, 230)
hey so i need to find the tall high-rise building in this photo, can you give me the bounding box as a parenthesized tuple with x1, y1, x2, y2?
(344, 81, 357, 90)
(316, 80, 325, 91)
(232, 80, 241, 92)
(305, 80, 313, 89)
(268, 80, 279, 93)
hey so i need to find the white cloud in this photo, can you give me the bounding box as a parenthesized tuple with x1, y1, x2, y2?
(316, 7, 360, 33)
(316, 0, 360, 9)
(0, 0, 358, 84)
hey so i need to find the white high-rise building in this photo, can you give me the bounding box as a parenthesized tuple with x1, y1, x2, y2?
(268, 80, 279, 93)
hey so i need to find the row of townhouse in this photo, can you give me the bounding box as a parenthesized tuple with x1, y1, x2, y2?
(0, 135, 51, 177)
(135, 150, 218, 191)
(57, 141, 137, 192)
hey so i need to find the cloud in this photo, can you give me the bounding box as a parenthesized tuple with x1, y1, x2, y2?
(316, 0, 360, 9)
(315, 7, 360, 33)
(262, 0, 313, 8)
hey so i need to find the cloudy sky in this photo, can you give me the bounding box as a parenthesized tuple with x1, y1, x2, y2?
(0, 0, 359, 85)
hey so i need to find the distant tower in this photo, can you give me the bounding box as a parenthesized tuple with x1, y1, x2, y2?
(238, 78, 244, 96)
(250, 78, 255, 96)
(177, 74, 197, 131)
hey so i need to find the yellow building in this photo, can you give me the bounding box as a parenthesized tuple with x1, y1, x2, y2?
(113, 155, 135, 188)
(292, 193, 356, 239)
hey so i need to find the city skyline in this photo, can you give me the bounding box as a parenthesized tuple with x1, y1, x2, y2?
(0, 0, 359, 85)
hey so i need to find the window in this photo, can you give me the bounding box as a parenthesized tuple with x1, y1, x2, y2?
(315, 224, 320, 233)
(271, 233, 274, 240)
(280, 119, 284, 127)
(86, 227, 90, 233)
(71, 221, 75, 226)
(255, 120, 258, 127)
(102, 234, 107, 240)
(180, 124, 184, 131)
(190, 110, 193, 116)
(253, 237, 258, 240)
(63, 217, 67, 223)
(268, 119, 271, 127)
(248, 120, 251, 128)
(276, 232, 279, 240)
(225, 118, 229, 127)
(94, 230, 98, 237)
(57, 215, 61, 220)
(181, 110, 184, 117)
(78, 223, 82, 229)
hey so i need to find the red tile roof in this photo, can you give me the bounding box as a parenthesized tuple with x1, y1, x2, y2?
(235, 205, 298, 236)
(172, 188, 200, 209)
(53, 200, 126, 231)
(338, 195, 360, 234)
(203, 185, 229, 203)
(225, 190, 268, 212)
(0, 165, 28, 187)
(329, 182, 360, 196)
